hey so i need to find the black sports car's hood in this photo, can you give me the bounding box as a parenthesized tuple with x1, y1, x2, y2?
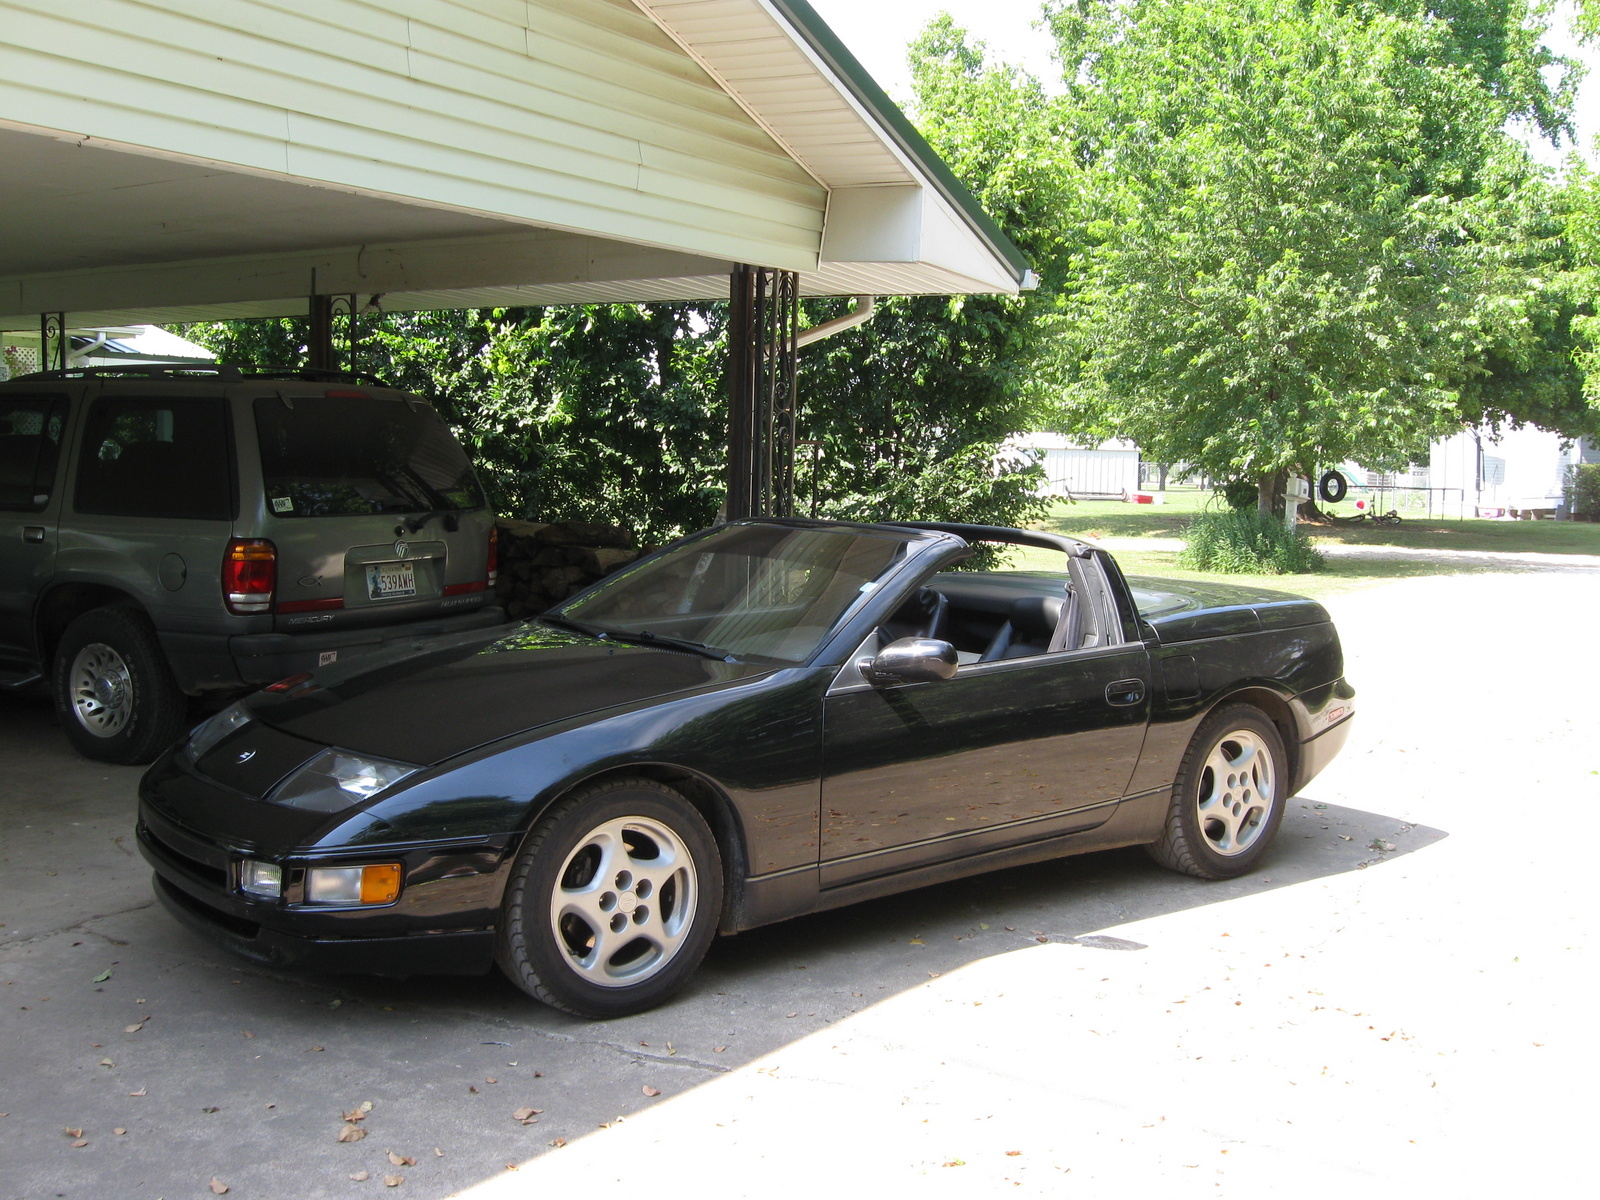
(245, 622, 770, 764)
(1126, 576, 1330, 643)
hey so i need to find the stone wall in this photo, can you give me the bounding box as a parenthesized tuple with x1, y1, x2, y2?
(493, 519, 641, 620)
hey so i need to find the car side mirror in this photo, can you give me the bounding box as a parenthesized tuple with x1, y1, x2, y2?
(861, 637, 959, 687)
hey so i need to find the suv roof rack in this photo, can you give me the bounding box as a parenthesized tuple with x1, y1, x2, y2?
(10, 363, 393, 387)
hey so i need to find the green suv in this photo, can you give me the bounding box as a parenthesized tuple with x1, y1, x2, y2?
(0, 365, 504, 763)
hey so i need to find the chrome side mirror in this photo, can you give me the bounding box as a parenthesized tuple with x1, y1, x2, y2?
(861, 637, 959, 687)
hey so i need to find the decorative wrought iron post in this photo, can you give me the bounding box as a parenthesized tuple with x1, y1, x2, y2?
(40, 312, 67, 372)
(726, 266, 799, 519)
(308, 293, 334, 371)
(308, 293, 359, 373)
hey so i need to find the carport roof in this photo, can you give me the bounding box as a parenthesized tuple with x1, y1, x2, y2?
(0, 0, 1030, 330)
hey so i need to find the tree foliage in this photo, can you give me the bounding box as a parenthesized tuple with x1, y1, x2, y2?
(1029, 0, 1592, 509)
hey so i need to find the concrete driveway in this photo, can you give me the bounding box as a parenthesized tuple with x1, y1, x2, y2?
(2, 568, 1593, 1199)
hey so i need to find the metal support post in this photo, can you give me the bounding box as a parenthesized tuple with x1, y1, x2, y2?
(725, 265, 799, 519)
(308, 293, 334, 371)
(40, 312, 67, 372)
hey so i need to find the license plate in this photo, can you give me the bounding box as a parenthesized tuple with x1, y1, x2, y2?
(366, 560, 416, 600)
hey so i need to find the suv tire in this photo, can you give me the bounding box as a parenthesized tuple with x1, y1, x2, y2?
(53, 607, 188, 765)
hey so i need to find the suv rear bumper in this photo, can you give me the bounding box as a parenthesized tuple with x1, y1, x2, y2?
(159, 605, 506, 690)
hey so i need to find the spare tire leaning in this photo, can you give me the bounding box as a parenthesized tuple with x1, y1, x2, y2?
(1319, 470, 1348, 504)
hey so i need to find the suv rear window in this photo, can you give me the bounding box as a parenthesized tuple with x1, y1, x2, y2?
(0, 393, 66, 512)
(74, 396, 233, 520)
(254, 394, 485, 518)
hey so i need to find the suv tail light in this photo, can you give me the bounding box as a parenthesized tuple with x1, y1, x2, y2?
(224, 538, 276, 614)
(486, 525, 499, 588)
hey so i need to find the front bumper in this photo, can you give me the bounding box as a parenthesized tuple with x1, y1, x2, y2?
(136, 789, 509, 977)
(151, 875, 495, 974)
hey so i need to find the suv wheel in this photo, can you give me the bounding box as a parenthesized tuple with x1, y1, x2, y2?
(53, 608, 188, 765)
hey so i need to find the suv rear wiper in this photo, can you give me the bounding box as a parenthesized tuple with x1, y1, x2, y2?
(402, 508, 459, 534)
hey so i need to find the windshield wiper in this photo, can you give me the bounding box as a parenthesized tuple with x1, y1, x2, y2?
(600, 629, 738, 663)
(538, 613, 605, 639)
(539, 615, 736, 662)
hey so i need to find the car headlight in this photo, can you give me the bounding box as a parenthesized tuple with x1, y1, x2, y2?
(304, 864, 403, 906)
(268, 749, 420, 813)
(186, 702, 252, 762)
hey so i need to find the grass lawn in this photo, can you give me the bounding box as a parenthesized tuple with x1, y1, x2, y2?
(997, 487, 1600, 600)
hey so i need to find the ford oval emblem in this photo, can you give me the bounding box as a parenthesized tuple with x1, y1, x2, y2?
(236, 749, 256, 763)
(394, 540, 410, 559)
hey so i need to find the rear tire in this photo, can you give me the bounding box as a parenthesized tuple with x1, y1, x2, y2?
(52, 607, 188, 765)
(1146, 705, 1287, 880)
(497, 777, 723, 1019)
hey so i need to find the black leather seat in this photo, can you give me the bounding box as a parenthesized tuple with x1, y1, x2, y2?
(882, 586, 950, 644)
(979, 594, 1065, 662)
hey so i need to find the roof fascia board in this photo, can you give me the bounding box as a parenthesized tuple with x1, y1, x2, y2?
(0, 229, 731, 329)
(765, 0, 1030, 283)
(635, 0, 1030, 286)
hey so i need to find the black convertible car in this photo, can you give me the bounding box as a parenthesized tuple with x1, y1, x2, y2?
(139, 519, 1354, 1018)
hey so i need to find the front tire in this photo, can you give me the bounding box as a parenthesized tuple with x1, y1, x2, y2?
(497, 777, 723, 1019)
(52, 607, 188, 765)
(1146, 705, 1287, 880)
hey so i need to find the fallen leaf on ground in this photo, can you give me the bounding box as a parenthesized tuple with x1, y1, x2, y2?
(433, 1147, 443, 1157)
(384, 1175, 403, 1187)
(387, 1152, 416, 1167)
(328, 999, 342, 1009)
(350, 1170, 370, 1181)
(1006, 1150, 1022, 1156)
(336, 1125, 367, 1143)
(127, 1088, 146, 1097)
(98, 1059, 114, 1068)
(309, 1046, 325, 1052)
(359, 1101, 373, 1112)
(908, 938, 925, 945)
(71, 1139, 88, 1148)
(201, 1106, 220, 1114)
(343, 1109, 367, 1123)
(641, 1086, 661, 1097)
(114, 1128, 127, 1136)
(512, 1107, 542, 1123)
(713, 1046, 727, 1053)
(210, 1179, 229, 1195)
(468, 1085, 479, 1094)
(64, 1128, 83, 1138)
(124, 1023, 144, 1033)
(485, 1077, 497, 1084)
(242, 1031, 254, 1039)
(548, 1138, 566, 1148)
(92, 970, 112, 983)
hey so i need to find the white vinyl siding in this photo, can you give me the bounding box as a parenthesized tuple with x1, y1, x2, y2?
(0, 0, 826, 269)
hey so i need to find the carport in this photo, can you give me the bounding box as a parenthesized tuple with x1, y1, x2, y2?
(1, 8, 1039, 1193)
(1, 0, 1029, 516)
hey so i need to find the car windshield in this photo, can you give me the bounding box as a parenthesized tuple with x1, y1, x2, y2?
(254, 394, 485, 517)
(552, 523, 910, 665)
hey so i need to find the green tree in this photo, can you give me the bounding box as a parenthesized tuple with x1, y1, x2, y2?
(1040, 0, 1587, 514)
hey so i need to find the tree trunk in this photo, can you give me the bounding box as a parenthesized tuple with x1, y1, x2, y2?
(1157, 463, 1169, 491)
(1255, 470, 1287, 521)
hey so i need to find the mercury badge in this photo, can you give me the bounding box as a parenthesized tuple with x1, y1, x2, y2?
(393, 540, 410, 559)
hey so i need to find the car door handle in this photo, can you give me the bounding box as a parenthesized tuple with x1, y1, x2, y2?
(22, 526, 45, 543)
(1105, 678, 1145, 707)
